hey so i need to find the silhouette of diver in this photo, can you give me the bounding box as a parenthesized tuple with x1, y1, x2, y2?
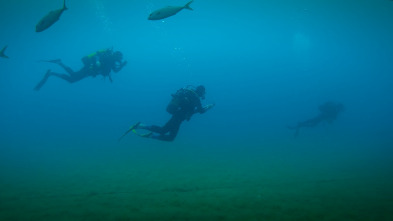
(119, 85, 215, 142)
(288, 101, 344, 137)
(34, 48, 126, 91)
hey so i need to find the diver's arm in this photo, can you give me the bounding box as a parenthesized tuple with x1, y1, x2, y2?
(202, 103, 215, 112)
(113, 61, 127, 73)
(196, 102, 215, 114)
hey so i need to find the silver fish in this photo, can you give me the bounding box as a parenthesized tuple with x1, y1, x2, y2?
(36, 0, 67, 32)
(148, 1, 193, 20)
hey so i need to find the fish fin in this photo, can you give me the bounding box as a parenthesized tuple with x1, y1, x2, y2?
(0, 45, 9, 58)
(63, 0, 68, 10)
(184, 0, 193, 10)
(1, 45, 7, 53)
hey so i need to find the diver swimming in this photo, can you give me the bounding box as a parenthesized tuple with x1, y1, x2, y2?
(34, 48, 127, 91)
(288, 101, 344, 137)
(120, 85, 215, 142)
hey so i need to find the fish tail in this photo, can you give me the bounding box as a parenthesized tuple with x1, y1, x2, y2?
(0, 45, 7, 53)
(63, 0, 68, 10)
(0, 45, 9, 58)
(184, 0, 193, 10)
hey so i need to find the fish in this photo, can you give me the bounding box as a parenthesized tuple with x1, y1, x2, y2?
(0, 45, 9, 59)
(148, 0, 193, 20)
(36, 0, 68, 32)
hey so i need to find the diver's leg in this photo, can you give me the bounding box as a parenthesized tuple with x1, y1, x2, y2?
(50, 70, 86, 83)
(144, 115, 179, 133)
(152, 116, 183, 141)
(289, 115, 323, 137)
(50, 72, 76, 83)
(298, 115, 323, 128)
(131, 124, 162, 139)
(51, 60, 75, 75)
(138, 124, 164, 133)
(137, 115, 183, 141)
(43, 59, 75, 75)
(137, 115, 177, 134)
(161, 120, 181, 141)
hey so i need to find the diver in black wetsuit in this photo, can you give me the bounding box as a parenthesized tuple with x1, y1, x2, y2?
(123, 85, 215, 142)
(34, 48, 127, 91)
(288, 101, 344, 137)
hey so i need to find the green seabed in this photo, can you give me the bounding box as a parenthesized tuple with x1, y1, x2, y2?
(1, 140, 392, 221)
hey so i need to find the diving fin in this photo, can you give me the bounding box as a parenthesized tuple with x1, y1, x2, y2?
(132, 129, 152, 138)
(34, 70, 52, 91)
(118, 122, 140, 141)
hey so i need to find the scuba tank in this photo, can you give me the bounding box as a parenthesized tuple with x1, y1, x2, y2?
(81, 48, 113, 68)
(166, 86, 198, 114)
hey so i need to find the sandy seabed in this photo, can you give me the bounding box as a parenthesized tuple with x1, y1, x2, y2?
(1, 141, 392, 221)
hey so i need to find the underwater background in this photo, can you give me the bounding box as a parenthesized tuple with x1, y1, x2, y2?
(1, 0, 393, 220)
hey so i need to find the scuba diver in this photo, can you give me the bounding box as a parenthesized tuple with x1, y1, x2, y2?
(119, 85, 215, 142)
(34, 48, 127, 91)
(288, 101, 344, 137)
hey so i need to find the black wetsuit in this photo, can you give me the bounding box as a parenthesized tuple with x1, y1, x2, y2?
(34, 51, 125, 91)
(51, 54, 120, 83)
(145, 89, 206, 141)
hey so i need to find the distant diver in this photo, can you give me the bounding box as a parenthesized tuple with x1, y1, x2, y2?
(120, 85, 215, 142)
(288, 101, 344, 137)
(148, 0, 193, 20)
(36, 0, 67, 32)
(34, 48, 127, 91)
(0, 45, 9, 58)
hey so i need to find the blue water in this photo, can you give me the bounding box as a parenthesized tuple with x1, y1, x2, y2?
(1, 0, 393, 220)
